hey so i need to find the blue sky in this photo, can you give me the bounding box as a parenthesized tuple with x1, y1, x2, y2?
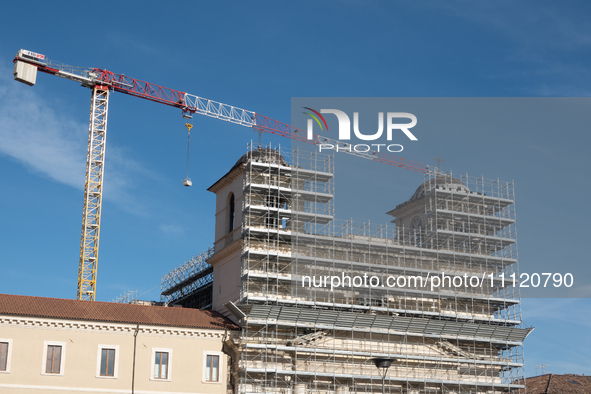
(1, 0, 590, 376)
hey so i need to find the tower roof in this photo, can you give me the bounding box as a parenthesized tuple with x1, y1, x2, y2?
(387, 174, 471, 218)
(208, 147, 289, 193)
(410, 174, 469, 201)
(234, 147, 288, 168)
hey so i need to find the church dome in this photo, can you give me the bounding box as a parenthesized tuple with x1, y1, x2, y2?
(410, 174, 470, 201)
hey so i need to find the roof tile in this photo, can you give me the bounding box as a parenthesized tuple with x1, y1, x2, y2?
(512, 374, 591, 394)
(0, 294, 239, 331)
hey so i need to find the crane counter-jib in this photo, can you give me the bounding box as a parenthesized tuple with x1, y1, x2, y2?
(11, 48, 429, 301)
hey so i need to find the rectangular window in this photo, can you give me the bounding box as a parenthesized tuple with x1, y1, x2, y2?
(96, 345, 119, 379)
(0, 342, 8, 371)
(154, 351, 169, 379)
(45, 345, 62, 374)
(205, 354, 219, 382)
(100, 348, 115, 377)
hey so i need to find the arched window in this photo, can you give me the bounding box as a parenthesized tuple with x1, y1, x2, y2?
(411, 216, 423, 246)
(228, 193, 235, 233)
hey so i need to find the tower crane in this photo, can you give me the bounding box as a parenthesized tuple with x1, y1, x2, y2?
(12, 49, 429, 301)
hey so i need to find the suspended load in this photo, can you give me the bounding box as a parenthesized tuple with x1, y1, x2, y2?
(182, 123, 193, 187)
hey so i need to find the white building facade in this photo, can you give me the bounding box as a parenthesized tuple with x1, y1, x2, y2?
(0, 294, 239, 394)
(182, 144, 531, 394)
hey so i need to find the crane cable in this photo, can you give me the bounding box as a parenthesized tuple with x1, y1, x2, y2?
(184, 123, 193, 186)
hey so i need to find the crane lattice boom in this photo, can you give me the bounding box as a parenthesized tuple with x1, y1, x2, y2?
(12, 49, 428, 301)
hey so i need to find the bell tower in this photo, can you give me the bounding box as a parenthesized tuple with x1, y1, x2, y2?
(206, 152, 249, 318)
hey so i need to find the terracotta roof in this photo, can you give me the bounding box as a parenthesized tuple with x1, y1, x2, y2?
(511, 374, 591, 394)
(0, 294, 239, 331)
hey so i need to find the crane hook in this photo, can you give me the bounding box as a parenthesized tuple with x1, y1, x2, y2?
(182, 123, 193, 187)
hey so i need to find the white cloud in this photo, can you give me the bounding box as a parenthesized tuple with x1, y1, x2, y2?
(522, 298, 591, 328)
(0, 71, 87, 188)
(159, 223, 186, 235)
(424, 2, 591, 95)
(0, 63, 159, 216)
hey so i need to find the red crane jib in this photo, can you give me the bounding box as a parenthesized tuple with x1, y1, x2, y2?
(94, 69, 186, 108)
(23, 56, 428, 174)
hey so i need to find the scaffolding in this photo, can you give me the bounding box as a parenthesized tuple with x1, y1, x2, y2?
(160, 248, 214, 309)
(160, 143, 530, 394)
(232, 143, 529, 394)
(112, 289, 137, 304)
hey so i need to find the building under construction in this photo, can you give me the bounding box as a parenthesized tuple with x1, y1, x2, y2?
(161, 143, 532, 394)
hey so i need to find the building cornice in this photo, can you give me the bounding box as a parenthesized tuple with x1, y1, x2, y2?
(386, 196, 425, 220)
(207, 239, 243, 266)
(0, 315, 239, 338)
(207, 163, 246, 194)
